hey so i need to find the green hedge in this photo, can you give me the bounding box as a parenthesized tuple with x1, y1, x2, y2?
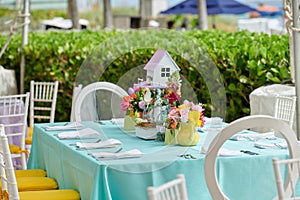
(0, 29, 290, 122)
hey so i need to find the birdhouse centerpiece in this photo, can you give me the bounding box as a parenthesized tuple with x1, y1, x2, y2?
(144, 49, 180, 86)
(120, 50, 181, 139)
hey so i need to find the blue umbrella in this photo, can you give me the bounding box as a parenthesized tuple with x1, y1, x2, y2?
(160, 0, 256, 15)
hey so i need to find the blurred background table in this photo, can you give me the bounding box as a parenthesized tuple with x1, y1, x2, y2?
(249, 84, 295, 132)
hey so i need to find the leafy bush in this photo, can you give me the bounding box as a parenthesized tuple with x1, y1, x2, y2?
(187, 30, 290, 120)
(0, 29, 290, 122)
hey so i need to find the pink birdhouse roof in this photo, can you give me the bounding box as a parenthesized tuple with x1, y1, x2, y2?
(144, 49, 179, 71)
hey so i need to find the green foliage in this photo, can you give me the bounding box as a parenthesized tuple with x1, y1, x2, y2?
(0, 29, 290, 122)
(187, 30, 290, 120)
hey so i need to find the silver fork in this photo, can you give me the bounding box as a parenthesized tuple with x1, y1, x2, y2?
(94, 120, 105, 125)
(274, 143, 285, 149)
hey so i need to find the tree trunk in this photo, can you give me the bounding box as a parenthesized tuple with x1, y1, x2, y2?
(103, 0, 113, 28)
(68, 0, 80, 29)
(197, 0, 208, 30)
(140, 0, 152, 27)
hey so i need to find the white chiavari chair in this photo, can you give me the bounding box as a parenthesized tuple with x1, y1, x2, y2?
(26, 80, 59, 150)
(0, 93, 30, 169)
(272, 157, 300, 200)
(273, 95, 296, 137)
(0, 124, 80, 200)
(73, 82, 128, 122)
(147, 174, 188, 200)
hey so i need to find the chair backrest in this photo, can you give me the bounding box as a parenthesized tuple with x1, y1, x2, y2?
(0, 93, 30, 147)
(0, 93, 30, 170)
(29, 80, 59, 127)
(70, 84, 82, 122)
(0, 124, 20, 200)
(274, 95, 296, 128)
(147, 174, 188, 200)
(73, 82, 128, 122)
(272, 157, 300, 200)
(204, 115, 300, 200)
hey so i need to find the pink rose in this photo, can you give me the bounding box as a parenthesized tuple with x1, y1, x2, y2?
(133, 84, 140, 93)
(120, 101, 129, 111)
(168, 107, 179, 118)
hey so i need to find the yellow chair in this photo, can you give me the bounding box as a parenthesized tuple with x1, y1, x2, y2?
(0, 125, 58, 192)
(25, 127, 33, 147)
(0, 123, 49, 179)
(14, 168, 46, 178)
(18, 190, 80, 200)
(0, 126, 80, 200)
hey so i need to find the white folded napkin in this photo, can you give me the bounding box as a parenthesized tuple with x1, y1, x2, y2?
(44, 122, 84, 131)
(111, 118, 124, 125)
(230, 132, 275, 141)
(56, 128, 100, 139)
(91, 149, 143, 159)
(204, 117, 224, 128)
(218, 149, 244, 157)
(205, 117, 223, 124)
(201, 147, 243, 157)
(76, 139, 122, 149)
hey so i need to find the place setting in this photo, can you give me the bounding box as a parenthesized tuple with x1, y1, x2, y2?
(63, 133, 145, 160)
(89, 148, 144, 161)
(53, 127, 101, 140)
(43, 122, 84, 131)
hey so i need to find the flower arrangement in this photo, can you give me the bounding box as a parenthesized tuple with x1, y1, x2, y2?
(120, 71, 181, 124)
(164, 100, 205, 146)
(120, 71, 205, 144)
(164, 100, 205, 130)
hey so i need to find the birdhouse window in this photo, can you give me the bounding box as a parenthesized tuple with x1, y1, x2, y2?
(161, 67, 170, 77)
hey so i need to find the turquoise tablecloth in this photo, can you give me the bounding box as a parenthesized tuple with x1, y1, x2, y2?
(27, 120, 290, 200)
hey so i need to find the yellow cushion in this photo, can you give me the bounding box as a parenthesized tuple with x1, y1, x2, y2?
(16, 177, 58, 191)
(15, 169, 47, 178)
(1, 190, 8, 200)
(9, 144, 21, 153)
(25, 127, 33, 145)
(9, 144, 29, 158)
(19, 189, 80, 200)
(25, 137, 32, 145)
(27, 127, 33, 137)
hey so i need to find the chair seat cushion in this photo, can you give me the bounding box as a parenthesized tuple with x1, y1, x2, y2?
(9, 144, 29, 157)
(27, 127, 33, 137)
(15, 169, 47, 177)
(25, 127, 33, 145)
(16, 177, 58, 191)
(9, 144, 21, 153)
(19, 189, 80, 200)
(25, 137, 32, 145)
